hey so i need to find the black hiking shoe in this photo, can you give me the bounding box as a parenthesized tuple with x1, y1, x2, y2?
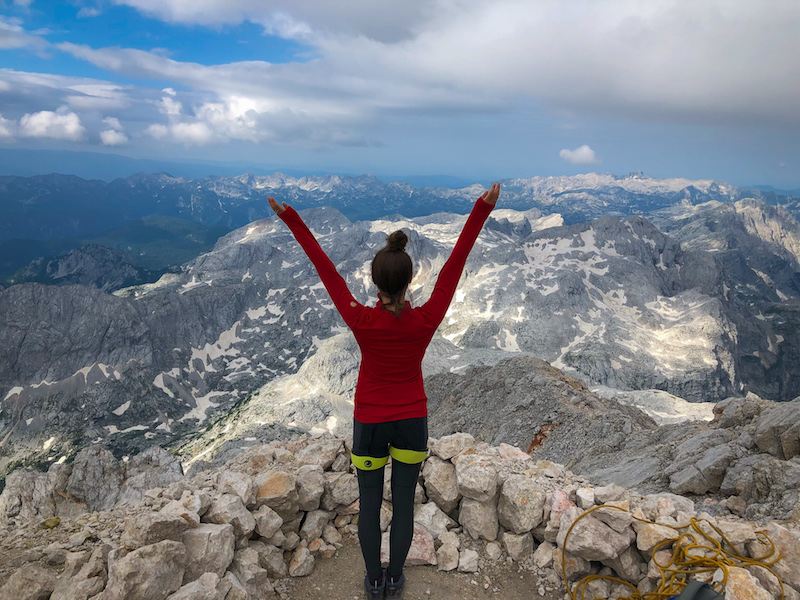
(386, 571, 405, 599)
(364, 572, 385, 599)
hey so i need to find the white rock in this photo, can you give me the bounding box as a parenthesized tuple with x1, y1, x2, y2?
(422, 457, 461, 513)
(414, 502, 457, 538)
(217, 472, 256, 507)
(203, 494, 255, 539)
(497, 475, 546, 534)
(458, 548, 479, 572)
(182, 523, 235, 583)
(296, 464, 325, 512)
(455, 454, 498, 502)
(436, 544, 459, 571)
(433, 433, 475, 460)
(460, 497, 499, 541)
(289, 547, 315, 577)
(501, 531, 534, 560)
(252, 504, 283, 539)
(575, 488, 595, 509)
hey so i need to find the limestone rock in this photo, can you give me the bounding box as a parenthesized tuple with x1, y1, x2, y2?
(460, 497, 499, 541)
(296, 439, 343, 470)
(533, 541, 555, 568)
(725, 567, 773, 600)
(436, 543, 459, 571)
(498, 443, 531, 461)
(501, 531, 534, 560)
(553, 547, 591, 581)
(592, 501, 633, 533)
(754, 399, 800, 459)
(166, 573, 224, 600)
(182, 523, 235, 583)
(497, 475, 546, 534)
(321, 472, 359, 510)
(289, 547, 315, 577)
(296, 464, 325, 512)
(229, 548, 274, 597)
(458, 548, 479, 572)
(576, 488, 595, 509)
(544, 490, 576, 543)
(455, 454, 498, 502)
(299, 509, 334, 541)
(422, 456, 461, 513)
(252, 504, 283, 539)
(433, 433, 475, 460)
(121, 511, 191, 550)
(65, 445, 123, 512)
(636, 523, 678, 553)
(594, 483, 626, 504)
(259, 543, 288, 578)
(556, 507, 632, 562)
(254, 470, 299, 518)
(103, 540, 186, 600)
(0, 564, 57, 600)
(746, 523, 800, 592)
(217, 472, 256, 507)
(221, 572, 248, 600)
(414, 502, 457, 538)
(204, 493, 255, 538)
(160, 500, 201, 528)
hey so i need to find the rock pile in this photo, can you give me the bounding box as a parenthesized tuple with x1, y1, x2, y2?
(1, 432, 799, 600)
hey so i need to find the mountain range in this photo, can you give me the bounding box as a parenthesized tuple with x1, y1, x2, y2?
(1, 172, 798, 485)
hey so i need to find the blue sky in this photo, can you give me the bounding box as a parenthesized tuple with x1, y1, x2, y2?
(1, 0, 799, 187)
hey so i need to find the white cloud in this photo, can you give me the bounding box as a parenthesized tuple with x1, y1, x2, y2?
(0, 16, 46, 50)
(103, 116, 123, 130)
(559, 145, 600, 165)
(100, 129, 129, 145)
(19, 106, 86, 140)
(0, 114, 14, 138)
(77, 6, 102, 18)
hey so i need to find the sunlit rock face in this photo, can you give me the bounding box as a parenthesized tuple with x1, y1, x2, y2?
(1, 193, 798, 478)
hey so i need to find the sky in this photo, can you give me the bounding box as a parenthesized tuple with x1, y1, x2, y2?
(0, 0, 799, 187)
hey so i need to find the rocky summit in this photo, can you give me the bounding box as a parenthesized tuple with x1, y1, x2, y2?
(1, 433, 798, 600)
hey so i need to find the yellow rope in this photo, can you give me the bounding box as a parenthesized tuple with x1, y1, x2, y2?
(560, 504, 786, 600)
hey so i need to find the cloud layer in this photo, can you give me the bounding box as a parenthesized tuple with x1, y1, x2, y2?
(1, 0, 799, 169)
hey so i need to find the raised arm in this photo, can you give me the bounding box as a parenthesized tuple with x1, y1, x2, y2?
(418, 183, 499, 327)
(270, 197, 363, 329)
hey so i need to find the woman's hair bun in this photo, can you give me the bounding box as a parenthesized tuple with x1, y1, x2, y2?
(385, 230, 408, 252)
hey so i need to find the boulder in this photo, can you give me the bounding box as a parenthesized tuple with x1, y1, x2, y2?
(746, 523, 800, 592)
(422, 456, 461, 513)
(603, 545, 646, 584)
(432, 433, 475, 460)
(725, 567, 773, 600)
(553, 547, 591, 581)
(635, 523, 678, 553)
(498, 443, 531, 461)
(454, 454, 498, 502)
(221, 572, 248, 600)
(118, 447, 184, 506)
(217, 472, 256, 507)
(160, 500, 201, 528)
(501, 531, 534, 560)
(754, 399, 800, 459)
(457, 548, 479, 573)
(414, 502, 457, 538)
(182, 523, 235, 583)
(103, 540, 186, 600)
(299, 509, 334, 541)
(556, 507, 633, 562)
(254, 470, 299, 518)
(592, 501, 633, 533)
(121, 511, 192, 550)
(289, 547, 315, 577)
(436, 544, 459, 571)
(321, 472, 359, 510)
(252, 504, 283, 539)
(203, 493, 255, 538)
(533, 541, 555, 568)
(65, 445, 123, 512)
(296, 464, 325, 511)
(576, 488, 595, 509)
(229, 548, 274, 597)
(544, 490, 576, 542)
(497, 475, 546, 534)
(165, 573, 224, 600)
(0, 564, 57, 600)
(258, 543, 288, 578)
(460, 497, 499, 541)
(296, 439, 343, 469)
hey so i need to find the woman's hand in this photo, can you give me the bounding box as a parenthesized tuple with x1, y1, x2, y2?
(268, 197, 289, 215)
(479, 182, 501, 206)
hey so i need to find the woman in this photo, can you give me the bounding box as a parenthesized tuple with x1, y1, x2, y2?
(269, 182, 500, 599)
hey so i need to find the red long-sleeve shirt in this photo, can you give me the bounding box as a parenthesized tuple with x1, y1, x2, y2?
(278, 196, 494, 423)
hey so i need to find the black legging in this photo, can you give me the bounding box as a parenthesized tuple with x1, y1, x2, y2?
(357, 459, 422, 582)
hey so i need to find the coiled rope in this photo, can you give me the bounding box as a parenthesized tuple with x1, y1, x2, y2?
(561, 504, 786, 600)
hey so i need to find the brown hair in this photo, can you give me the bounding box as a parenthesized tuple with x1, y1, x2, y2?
(371, 230, 412, 306)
